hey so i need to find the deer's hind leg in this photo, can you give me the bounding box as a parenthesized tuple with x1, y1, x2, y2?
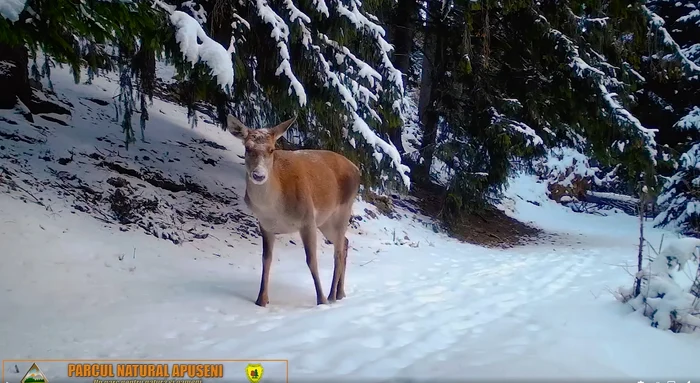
(320, 208, 352, 302)
(337, 236, 349, 300)
(300, 225, 328, 305)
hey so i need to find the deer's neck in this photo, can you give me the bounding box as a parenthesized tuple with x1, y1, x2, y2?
(245, 169, 283, 211)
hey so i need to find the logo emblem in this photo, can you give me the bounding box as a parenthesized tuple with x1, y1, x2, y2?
(245, 363, 263, 383)
(21, 363, 48, 383)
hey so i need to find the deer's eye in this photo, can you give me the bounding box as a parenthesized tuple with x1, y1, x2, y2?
(268, 148, 274, 154)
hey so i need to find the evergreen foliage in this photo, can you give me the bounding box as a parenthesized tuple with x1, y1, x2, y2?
(0, 0, 698, 233)
(637, 0, 700, 234)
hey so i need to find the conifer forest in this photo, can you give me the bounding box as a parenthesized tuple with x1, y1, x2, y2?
(1, 0, 699, 234)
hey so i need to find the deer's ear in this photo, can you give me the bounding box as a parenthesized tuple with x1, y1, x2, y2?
(271, 115, 297, 141)
(227, 115, 249, 140)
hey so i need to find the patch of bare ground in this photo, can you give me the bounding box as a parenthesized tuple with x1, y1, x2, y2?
(364, 184, 545, 249)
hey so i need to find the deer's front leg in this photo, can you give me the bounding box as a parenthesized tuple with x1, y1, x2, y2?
(300, 226, 328, 305)
(255, 226, 275, 307)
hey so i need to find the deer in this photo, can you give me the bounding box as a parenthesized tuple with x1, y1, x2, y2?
(226, 114, 362, 307)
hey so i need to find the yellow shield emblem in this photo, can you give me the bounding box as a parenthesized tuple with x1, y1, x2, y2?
(245, 363, 264, 383)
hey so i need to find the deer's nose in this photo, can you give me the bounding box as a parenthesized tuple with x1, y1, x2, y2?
(251, 170, 266, 182)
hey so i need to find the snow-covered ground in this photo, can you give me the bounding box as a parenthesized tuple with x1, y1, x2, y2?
(1, 63, 699, 382)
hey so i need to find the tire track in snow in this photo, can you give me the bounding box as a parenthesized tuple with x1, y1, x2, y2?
(316, 251, 593, 375)
(179, 248, 592, 378)
(179, 253, 527, 353)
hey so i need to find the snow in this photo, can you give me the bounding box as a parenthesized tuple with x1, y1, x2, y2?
(654, 142, 700, 232)
(169, 11, 234, 91)
(677, 9, 700, 24)
(682, 43, 700, 61)
(180, 0, 207, 24)
(624, 62, 647, 82)
(675, 106, 700, 130)
(538, 146, 617, 188)
(282, 0, 310, 24)
(567, 6, 609, 29)
(2, 62, 700, 380)
(0, 0, 26, 21)
(254, 0, 307, 106)
(588, 190, 639, 204)
(0, 60, 16, 76)
(617, 237, 700, 331)
(642, 4, 700, 75)
(319, 33, 382, 91)
(598, 83, 659, 161)
(351, 112, 411, 187)
(311, 0, 329, 18)
(546, 23, 658, 163)
(334, 0, 408, 119)
(489, 107, 544, 147)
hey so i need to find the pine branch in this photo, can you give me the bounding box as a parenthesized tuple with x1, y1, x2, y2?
(533, 8, 658, 163)
(253, 0, 307, 106)
(641, 4, 700, 77)
(332, 0, 409, 120)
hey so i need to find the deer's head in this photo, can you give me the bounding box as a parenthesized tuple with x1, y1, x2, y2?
(227, 115, 296, 185)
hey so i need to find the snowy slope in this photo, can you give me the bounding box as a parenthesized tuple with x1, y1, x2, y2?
(1, 63, 699, 382)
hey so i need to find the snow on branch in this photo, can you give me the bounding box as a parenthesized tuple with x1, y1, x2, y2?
(170, 10, 234, 91)
(311, 44, 358, 110)
(679, 43, 700, 63)
(677, 9, 700, 25)
(254, 0, 307, 106)
(0, 0, 27, 22)
(334, 0, 409, 120)
(617, 237, 700, 332)
(542, 21, 658, 163)
(489, 107, 544, 147)
(351, 112, 411, 187)
(167, 0, 409, 186)
(308, 37, 407, 186)
(181, 0, 207, 24)
(654, 142, 700, 233)
(245, 0, 409, 186)
(312, 0, 329, 17)
(539, 146, 618, 188)
(565, 6, 609, 31)
(227, 12, 250, 54)
(319, 33, 383, 95)
(623, 62, 646, 83)
(598, 82, 658, 154)
(283, 0, 311, 29)
(674, 106, 700, 131)
(641, 5, 700, 76)
(151, 0, 176, 14)
(281, 0, 313, 49)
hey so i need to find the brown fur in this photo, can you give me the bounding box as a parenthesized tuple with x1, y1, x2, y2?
(227, 115, 361, 307)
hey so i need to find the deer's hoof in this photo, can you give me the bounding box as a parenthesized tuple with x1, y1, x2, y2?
(255, 297, 269, 307)
(336, 292, 346, 300)
(317, 297, 329, 305)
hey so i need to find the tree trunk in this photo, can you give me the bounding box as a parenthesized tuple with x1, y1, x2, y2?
(388, 0, 418, 155)
(635, 189, 646, 297)
(0, 42, 31, 110)
(415, 3, 444, 184)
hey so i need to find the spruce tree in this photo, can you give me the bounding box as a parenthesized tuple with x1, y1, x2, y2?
(167, 0, 412, 190)
(646, 0, 700, 234)
(1, 0, 414, 188)
(0, 0, 170, 147)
